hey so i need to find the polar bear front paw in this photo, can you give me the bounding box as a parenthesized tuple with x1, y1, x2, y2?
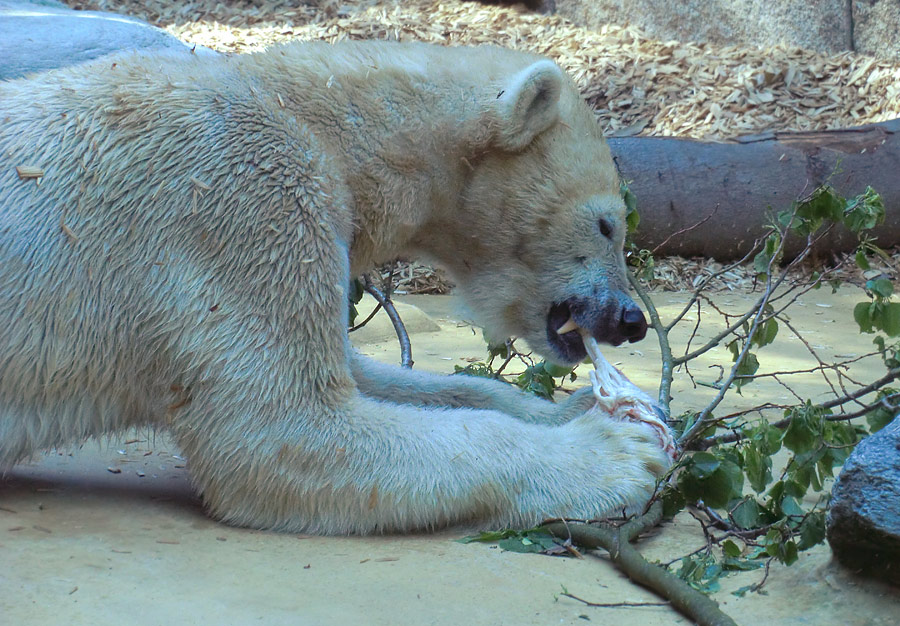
(527, 411, 675, 521)
(586, 367, 678, 462)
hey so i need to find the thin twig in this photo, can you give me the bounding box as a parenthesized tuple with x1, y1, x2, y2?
(662, 544, 710, 568)
(363, 276, 413, 368)
(560, 591, 668, 609)
(348, 302, 383, 332)
(665, 242, 764, 331)
(749, 558, 773, 594)
(697, 392, 900, 448)
(650, 205, 719, 256)
(820, 367, 900, 409)
(629, 271, 674, 412)
(778, 317, 840, 398)
(680, 209, 811, 445)
(737, 351, 879, 380)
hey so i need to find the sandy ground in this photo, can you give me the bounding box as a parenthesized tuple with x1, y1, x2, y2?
(2, 289, 899, 625)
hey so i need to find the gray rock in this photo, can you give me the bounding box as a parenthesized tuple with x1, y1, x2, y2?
(0, 0, 213, 81)
(854, 0, 900, 61)
(826, 416, 900, 584)
(556, 0, 851, 55)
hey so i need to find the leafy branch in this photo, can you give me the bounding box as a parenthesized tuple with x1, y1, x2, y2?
(349, 181, 894, 624)
(628, 183, 894, 601)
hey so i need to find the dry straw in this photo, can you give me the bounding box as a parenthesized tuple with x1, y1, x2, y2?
(64, 1, 900, 290)
(68, 0, 900, 140)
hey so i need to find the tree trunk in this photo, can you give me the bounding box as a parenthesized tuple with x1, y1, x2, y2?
(610, 119, 900, 260)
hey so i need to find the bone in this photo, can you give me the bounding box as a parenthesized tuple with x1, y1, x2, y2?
(578, 329, 678, 460)
(579, 331, 608, 370)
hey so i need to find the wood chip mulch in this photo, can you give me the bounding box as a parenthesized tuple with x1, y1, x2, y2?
(66, 0, 900, 141)
(62, 1, 900, 292)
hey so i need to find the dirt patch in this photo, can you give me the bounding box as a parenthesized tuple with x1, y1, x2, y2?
(3, 291, 899, 625)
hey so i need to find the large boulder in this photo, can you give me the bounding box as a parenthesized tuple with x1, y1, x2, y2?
(0, 0, 212, 81)
(854, 0, 900, 61)
(555, 0, 851, 55)
(826, 417, 900, 584)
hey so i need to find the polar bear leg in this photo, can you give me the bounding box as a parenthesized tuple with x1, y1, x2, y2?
(170, 380, 669, 534)
(349, 352, 596, 426)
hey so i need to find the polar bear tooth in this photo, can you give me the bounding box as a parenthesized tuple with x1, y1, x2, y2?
(555, 318, 578, 334)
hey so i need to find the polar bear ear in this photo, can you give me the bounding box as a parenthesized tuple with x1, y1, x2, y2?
(492, 60, 564, 151)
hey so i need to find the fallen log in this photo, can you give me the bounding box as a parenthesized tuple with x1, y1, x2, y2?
(611, 119, 900, 260)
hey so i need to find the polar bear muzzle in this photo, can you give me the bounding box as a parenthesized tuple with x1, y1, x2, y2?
(546, 294, 647, 362)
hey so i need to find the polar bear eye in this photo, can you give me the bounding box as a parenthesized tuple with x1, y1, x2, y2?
(598, 218, 613, 239)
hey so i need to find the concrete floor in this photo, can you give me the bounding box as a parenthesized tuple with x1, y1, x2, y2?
(2, 289, 898, 625)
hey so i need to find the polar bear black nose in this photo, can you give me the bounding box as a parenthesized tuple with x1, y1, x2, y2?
(621, 306, 648, 342)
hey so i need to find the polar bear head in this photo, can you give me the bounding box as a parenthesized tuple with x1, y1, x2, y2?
(412, 57, 647, 365)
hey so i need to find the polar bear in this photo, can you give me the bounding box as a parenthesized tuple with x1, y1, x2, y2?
(0, 41, 670, 533)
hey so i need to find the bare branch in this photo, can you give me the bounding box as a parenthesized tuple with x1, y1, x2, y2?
(666, 242, 764, 332)
(819, 367, 900, 410)
(363, 276, 413, 368)
(629, 271, 674, 412)
(559, 591, 668, 609)
(697, 391, 900, 449)
(542, 502, 738, 626)
(348, 301, 383, 332)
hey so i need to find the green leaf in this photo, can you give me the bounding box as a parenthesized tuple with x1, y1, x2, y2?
(797, 512, 827, 551)
(620, 181, 640, 235)
(736, 352, 760, 378)
(723, 556, 766, 572)
(498, 536, 543, 553)
(678, 453, 743, 509)
(730, 498, 761, 530)
(855, 248, 871, 270)
(782, 405, 823, 455)
(878, 303, 900, 337)
(732, 585, 755, 597)
(792, 186, 844, 235)
(748, 421, 783, 456)
(843, 186, 885, 233)
(727, 339, 741, 361)
(516, 363, 557, 399)
(752, 317, 779, 349)
(866, 278, 894, 299)
(782, 478, 808, 499)
(734, 352, 760, 392)
(661, 485, 687, 519)
(782, 540, 799, 566)
(486, 530, 562, 554)
(486, 338, 509, 360)
(744, 443, 772, 493)
(753, 233, 781, 276)
(764, 529, 783, 557)
(675, 553, 724, 593)
(722, 540, 742, 558)
(457, 529, 522, 543)
(780, 496, 804, 519)
(866, 397, 897, 433)
(453, 362, 495, 378)
(691, 452, 721, 478)
(854, 302, 875, 333)
(542, 361, 575, 378)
